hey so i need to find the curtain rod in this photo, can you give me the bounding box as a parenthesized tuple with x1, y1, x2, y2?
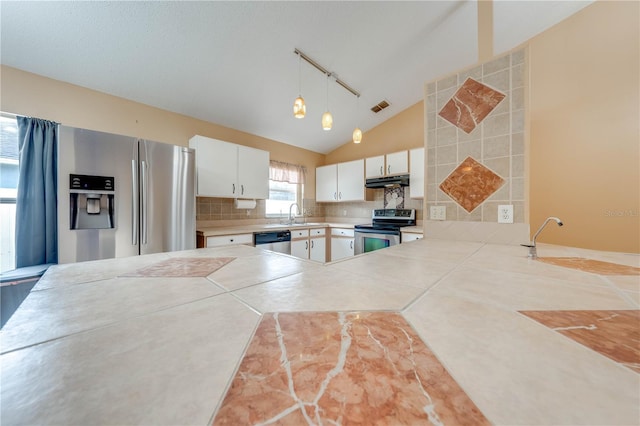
(294, 48, 360, 98)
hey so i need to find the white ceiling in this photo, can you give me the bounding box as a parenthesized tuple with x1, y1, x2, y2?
(0, 1, 592, 154)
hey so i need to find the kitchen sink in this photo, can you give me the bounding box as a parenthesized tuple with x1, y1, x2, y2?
(262, 222, 325, 228)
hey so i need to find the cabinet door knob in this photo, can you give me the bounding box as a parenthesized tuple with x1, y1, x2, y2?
(380, 166, 383, 175)
(350, 240, 353, 249)
(232, 183, 236, 194)
(387, 165, 391, 174)
(311, 240, 314, 248)
(241, 184, 244, 195)
(334, 192, 337, 200)
(305, 241, 308, 250)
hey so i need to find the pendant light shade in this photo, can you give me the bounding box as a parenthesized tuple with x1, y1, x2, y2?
(293, 53, 306, 119)
(352, 94, 362, 144)
(291, 49, 362, 135)
(352, 127, 362, 144)
(322, 111, 333, 131)
(322, 73, 332, 131)
(293, 96, 306, 118)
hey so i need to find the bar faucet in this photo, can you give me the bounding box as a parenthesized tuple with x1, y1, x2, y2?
(521, 216, 563, 259)
(288, 203, 300, 225)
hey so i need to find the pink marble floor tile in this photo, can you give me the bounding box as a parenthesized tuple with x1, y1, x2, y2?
(521, 310, 640, 373)
(121, 257, 235, 277)
(213, 311, 489, 425)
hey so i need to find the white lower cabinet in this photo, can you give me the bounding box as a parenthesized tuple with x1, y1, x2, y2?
(206, 233, 253, 248)
(330, 228, 354, 261)
(291, 228, 327, 263)
(310, 229, 326, 263)
(402, 232, 423, 243)
(291, 229, 310, 259)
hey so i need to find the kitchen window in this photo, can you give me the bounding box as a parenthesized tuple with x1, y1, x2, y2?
(265, 161, 306, 217)
(1, 114, 19, 272)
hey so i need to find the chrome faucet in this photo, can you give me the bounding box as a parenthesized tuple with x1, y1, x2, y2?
(521, 216, 563, 259)
(288, 203, 301, 225)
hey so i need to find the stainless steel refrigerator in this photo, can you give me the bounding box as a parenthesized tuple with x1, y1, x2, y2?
(57, 126, 195, 264)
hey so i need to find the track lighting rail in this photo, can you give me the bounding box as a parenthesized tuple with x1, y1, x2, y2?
(294, 48, 360, 98)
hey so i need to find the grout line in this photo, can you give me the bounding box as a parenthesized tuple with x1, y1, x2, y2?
(597, 275, 640, 309)
(0, 291, 236, 356)
(401, 243, 487, 312)
(207, 312, 264, 425)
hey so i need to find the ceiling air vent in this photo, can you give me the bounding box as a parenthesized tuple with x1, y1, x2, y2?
(370, 100, 390, 113)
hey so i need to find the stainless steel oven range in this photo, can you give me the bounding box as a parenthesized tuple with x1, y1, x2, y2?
(354, 209, 416, 255)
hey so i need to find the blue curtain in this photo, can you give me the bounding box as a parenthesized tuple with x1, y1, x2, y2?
(15, 117, 58, 267)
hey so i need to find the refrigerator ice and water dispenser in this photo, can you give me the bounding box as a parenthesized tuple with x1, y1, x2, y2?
(69, 174, 115, 230)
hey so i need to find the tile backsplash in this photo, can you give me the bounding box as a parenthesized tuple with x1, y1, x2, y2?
(197, 198, 321, 222)
(425, 48, 527, 223)
(198, 187, 423, 225)
(322, 187, 423, 221)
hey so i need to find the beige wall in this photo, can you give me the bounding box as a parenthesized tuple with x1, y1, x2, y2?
(529, 0, 639, 253)
(325, 101, 424, 164)
(0, 65, 325, 199)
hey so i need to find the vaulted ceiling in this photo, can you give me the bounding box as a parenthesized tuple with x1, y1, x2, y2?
(0, 1, 592, 154)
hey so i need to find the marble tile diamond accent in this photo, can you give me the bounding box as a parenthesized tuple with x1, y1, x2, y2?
(439, 156, 505, 213)
(438, 77, 506, 133)
(213, 311, 489, 425)
(538, 257, 640, 275)
(521, 310, 640, 373)
(122, 257, 235, 277)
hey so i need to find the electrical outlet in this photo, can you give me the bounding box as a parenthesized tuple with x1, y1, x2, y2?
(430, 205, 446, 221)
(498, 204, 514, 223)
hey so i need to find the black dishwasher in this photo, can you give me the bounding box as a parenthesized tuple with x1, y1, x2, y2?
(253, 230, 291, 254)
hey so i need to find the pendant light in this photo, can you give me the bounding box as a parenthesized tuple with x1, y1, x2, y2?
(293, 53, 306, 118)
(322, 73, 333, 131)
(352, 95, 362, 144)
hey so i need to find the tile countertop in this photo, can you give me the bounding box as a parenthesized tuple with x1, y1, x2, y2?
(197, 222, 355, 237)
(1, 239, 639, 425)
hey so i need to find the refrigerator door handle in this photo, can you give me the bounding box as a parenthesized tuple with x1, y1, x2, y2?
(141, 160, 149, 245)
(131, 159, 139, 246)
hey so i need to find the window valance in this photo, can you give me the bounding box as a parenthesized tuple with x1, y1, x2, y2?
(269, 160, 307, 184)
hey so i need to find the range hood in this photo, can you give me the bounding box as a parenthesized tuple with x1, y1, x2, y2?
(365, 174, 410, 188)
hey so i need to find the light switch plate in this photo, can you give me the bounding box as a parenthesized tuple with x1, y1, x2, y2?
(430, 205, 446, 221)
(498, 204, 514, 223)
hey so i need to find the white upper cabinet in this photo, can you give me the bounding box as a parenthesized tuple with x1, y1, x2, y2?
(316, 164, 338, 202)
(365, 151, 408, 178)
(365, 155, 385, 178)
(189, 135, 269, 199)
(237, 145, 269, 199)
(337, 160, 365, 201)
(409, 147, 425, 199)
(385, 151, 409, 176)
(316, 159, 364, 202)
